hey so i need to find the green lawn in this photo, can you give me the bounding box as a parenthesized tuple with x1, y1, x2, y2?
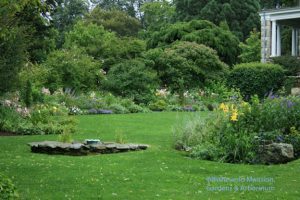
(1, 112, 300, 199)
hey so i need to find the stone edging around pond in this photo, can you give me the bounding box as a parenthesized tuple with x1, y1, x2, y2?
(28, 141, 150, 156)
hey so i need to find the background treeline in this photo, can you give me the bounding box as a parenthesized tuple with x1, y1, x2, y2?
(0, 0, 298, 102)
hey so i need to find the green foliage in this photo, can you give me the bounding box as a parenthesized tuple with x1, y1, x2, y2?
(175, 96, 300, 163)
(250, 96, 300, 134)
(41, 91, 150, 114)
(18, 63, 48, 90)
(272, 55, 300, 76)
(149, 99, 167, 111)
(64, 21, 118, 60)
(204, 81, 243, 103)
(91, 0, 150, 19)
(141, 1, 175, 31)
(86, 7, 141, 36)
(0, 106, 26, 133)
(147, 42, 228, 95)
(17, 116, 77, 136)
(228, 63, 285, 99)
(120, 38, 146, 60)
(0, 0, 58, 95)
(190, 143, 220, 161)
(42, 48, 103, 92)
(109, 104, 130, 114)
(238, 29, 261, 63)
(64, 21, 145, 70)
(127, 104, 147, 113)
(0, 27, 27, 95)
(174, 0, 261, 40)
(51, 0, 89, 47)
(147, 20, 240, 65)
(0, 97, 77, 135)
(104, 59, 158, 104)
(114, 130, 127, 144)
(58, 126, 74, 143)
(0, 173, 19, 200)
(23, 80, 33, 107)
(173, 115, 216, 150)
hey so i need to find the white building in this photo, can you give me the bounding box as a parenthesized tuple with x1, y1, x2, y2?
(260, 3, 300, 62)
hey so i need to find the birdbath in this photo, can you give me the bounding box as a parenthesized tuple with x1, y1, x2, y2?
(84, 139, 101, 145)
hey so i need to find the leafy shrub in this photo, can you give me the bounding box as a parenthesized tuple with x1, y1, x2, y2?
(104, 59, 158, 104)
(166, 104, 182, 112)
(272, 56, 300, 75)
(0, 106, 26, 133)
(42, 47, 103, 93)
(0, 173, 19, 199)
(109, 104, 129, 114)
(228, 63, 285, 99)
(16, 117, 76, 135)
(190, 143, 220, 161)
(149, 100, 167, 111)
(127, 104, 146, 113)
(204, 81, 242, 103)
(146, 42, 228, 97)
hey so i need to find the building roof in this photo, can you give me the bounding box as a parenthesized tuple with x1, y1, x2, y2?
(260, 7, 300, 21)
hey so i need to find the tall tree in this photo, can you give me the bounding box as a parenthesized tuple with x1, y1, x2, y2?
(238, 29, 261, 63)
(147, 20, 240, 65)
(86, 7, 141, 36)
(141, 0, 175, 31)
(16, 1, 57, 63)
(51, 0, 89, 47)
(90, 0, 156, 25)
(0, 0, 48, 94)
(64, 20, 146, 70)
(174, 0, 261, 40)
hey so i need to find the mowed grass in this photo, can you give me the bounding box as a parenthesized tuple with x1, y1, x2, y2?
(0, 112, 300, 200)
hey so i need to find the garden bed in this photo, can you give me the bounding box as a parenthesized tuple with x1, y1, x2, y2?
(0, 131, 17, 137)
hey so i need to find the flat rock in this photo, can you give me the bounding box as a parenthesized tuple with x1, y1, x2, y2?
(28, 141, 149, 156)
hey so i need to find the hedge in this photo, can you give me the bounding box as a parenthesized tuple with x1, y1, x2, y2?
(228, 62, 285, 99)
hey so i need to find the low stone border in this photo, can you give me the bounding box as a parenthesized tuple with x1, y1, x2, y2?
(28, 141, 149, 156)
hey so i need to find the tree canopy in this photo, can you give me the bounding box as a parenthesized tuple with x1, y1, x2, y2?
(147, 20, 240, 65)
(174, 0, 261, 40)
(86, 7, 141, 36)
(144, 41, 228, 95)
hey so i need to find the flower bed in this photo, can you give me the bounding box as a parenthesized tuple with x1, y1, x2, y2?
(174, 95, 300, 164)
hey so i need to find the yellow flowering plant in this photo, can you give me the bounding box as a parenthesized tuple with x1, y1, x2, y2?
(219, 103, 240, 122)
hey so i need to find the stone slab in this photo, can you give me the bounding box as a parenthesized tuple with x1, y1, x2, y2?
(28, 141, 149, 156)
